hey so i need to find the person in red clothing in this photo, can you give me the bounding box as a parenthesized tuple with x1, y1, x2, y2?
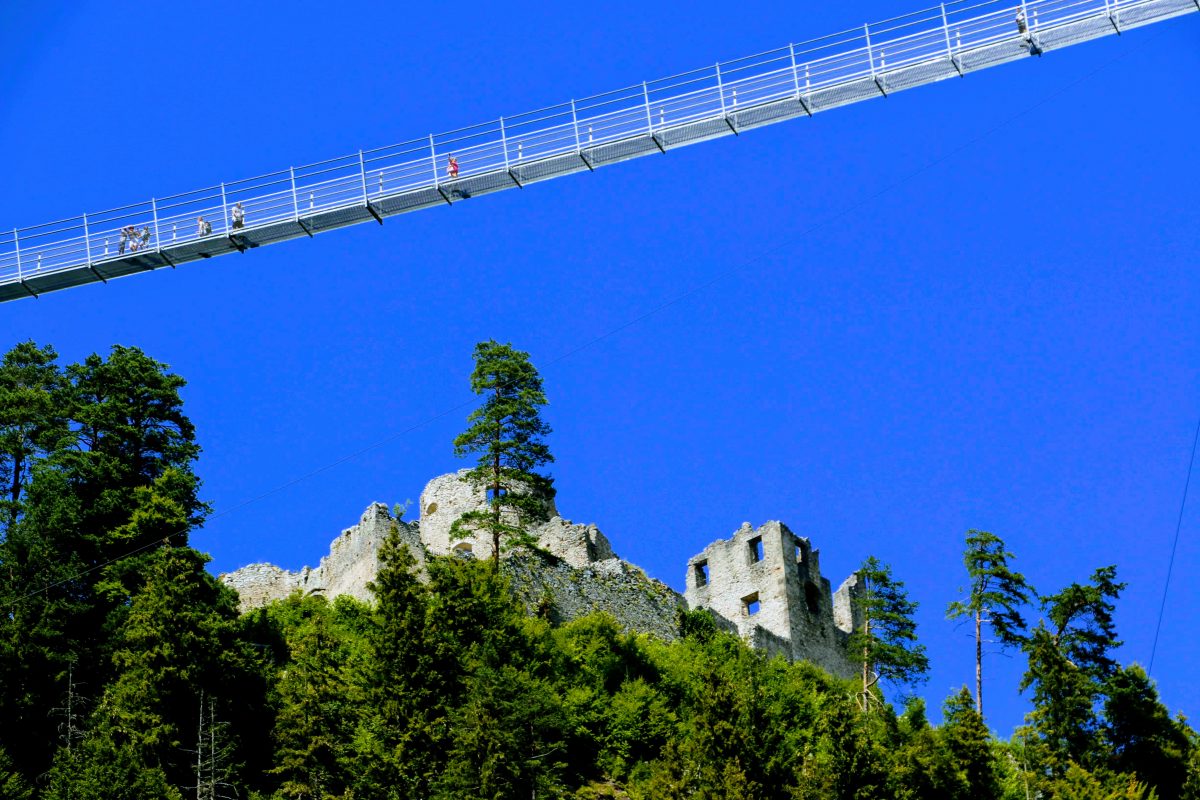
(447, 155, 460, 179)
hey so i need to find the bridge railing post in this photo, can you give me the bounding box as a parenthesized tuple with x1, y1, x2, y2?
(220, 183, 230, 234)
(429, 134, 439, 188)
(789, 42, 800, 98)
(290, 167, 300, 221)
(152, 199, 161, 251)
(359, 150, 369, 204)
(643, 82, 653, 134)
(500, 117, 510, 170)
(715, 62, 726, 115)
(13, 229, 21, 280)
(864, 23, 875, 78)
(570, 102, 581, 154)
(941, 3, 955, 60)
(83, 214, 92, 265)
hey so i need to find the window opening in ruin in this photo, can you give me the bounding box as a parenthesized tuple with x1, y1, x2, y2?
(794, 542, 803, 563)
(743, 592, 760, 616)
(694, 560, 709, 587)
(805, 581, 820, 615)
(487, 488, 507, 501)
(749, 536, 764, 564)
(453, 542, 474, 557)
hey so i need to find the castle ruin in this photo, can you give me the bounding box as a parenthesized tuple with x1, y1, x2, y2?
(221, 471, 860, 678)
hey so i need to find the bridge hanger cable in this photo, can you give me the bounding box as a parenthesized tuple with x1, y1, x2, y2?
(4, 23, 1179, 607)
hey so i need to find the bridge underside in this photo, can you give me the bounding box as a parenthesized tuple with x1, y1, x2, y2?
(2, 0, 1195, 303)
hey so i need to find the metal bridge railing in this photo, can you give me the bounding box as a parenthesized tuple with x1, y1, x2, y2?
(0, 0, 1192, 299)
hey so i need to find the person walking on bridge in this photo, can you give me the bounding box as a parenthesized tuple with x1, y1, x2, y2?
(447, 155, 460, 180)
(231, 202, 245, 230)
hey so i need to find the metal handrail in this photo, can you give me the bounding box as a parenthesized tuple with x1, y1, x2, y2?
(0, 0, 1190, 291)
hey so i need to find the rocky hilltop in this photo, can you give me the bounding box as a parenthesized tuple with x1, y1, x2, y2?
(221, 471, 859, 677)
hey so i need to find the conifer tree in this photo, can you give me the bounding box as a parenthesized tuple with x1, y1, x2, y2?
(451, 340, 554, 565)
(1022, 565, 1126, 773)
(270, 601, 355, 799)
(355, 524, 438, 799)
(1101, 664, 1192, 799)
(941, 687, 1002, 800)
(847, 556, 929, 711)
(0, 340, 67, 533)
(946, 529, 1034, 715)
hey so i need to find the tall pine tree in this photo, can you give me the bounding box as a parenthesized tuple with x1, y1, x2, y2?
(946, 529, 1034, 715)
(451, 340, 554, 564)
(847, 556, 929, 711)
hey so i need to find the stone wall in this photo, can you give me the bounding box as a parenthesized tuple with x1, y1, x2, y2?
(503, 552, 683, 641)
(220, 503, 423, 612)
(221, 473, 860, 678)
(685, 521, 857, 679)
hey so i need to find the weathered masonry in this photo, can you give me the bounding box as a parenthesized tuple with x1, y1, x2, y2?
(222, 472, 861, 677)
(686, 521, 860, 678)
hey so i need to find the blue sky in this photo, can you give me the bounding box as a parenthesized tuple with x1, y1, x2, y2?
(1, 1, 1197, 735)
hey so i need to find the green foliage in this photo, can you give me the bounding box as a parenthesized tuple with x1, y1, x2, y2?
(1101, 664, 1191, 799)
(946, 529, 1034, 715)
(451, 340, 554, 563)
(0, 343, 209, 786)
(269, 597, 359, 799)
(1, 339, 1196, 800)
(0, 340, 68, 534)
(1022, 565, 1127, 774)
(1041, 761, 1155, 800)
(0, 742, 34, 800)
(848, 556, 930, 708)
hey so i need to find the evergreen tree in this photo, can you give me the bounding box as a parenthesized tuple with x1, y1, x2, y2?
(44, 541, 244, 799)
(946, 529, 1034, 715)
(941, 687, 1001, 800)
(354, 524, 438, 799)
(848, 556, 929, 710)
(270, 598, 357, 799)
(0, 743, 33, 800)
(0, 340, 67, 533)
(1101, 663, 1192, 799)
(451, 340, 554, 564)
(1021, 565, 1126, 774)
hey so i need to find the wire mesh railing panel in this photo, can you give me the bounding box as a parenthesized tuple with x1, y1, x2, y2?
(0, 0, 1191, 300)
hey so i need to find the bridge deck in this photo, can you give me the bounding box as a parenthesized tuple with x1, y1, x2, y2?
(1, 0, 1194, 303)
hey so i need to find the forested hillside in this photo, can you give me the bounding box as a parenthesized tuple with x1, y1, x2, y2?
(1, 340, 1197, 800)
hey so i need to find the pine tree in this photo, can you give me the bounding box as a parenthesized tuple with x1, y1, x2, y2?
(847, 556, 929, 711)
(451, 340, 554, 565)
(1021, 565, 1126, 774)
(0, 340, 67, 534)
(941, 687, 1001, 800)
(83, 545, 244, 795)
(1101, 663, 1192, 799)
(355, 524, 438, 799)
(270, 601, 355, 799)
(946, 529, 1034, 716)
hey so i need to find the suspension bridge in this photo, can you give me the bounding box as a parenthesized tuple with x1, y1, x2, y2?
(1, 0, 1194, 304)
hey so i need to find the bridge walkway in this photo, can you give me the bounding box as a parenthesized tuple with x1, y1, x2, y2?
(0, 0, 1194, 303)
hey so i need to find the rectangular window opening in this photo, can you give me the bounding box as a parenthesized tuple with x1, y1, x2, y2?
(694, 561, 709, 587)
(743, 592, 760, 616)
(794, 542, 803, 563)
(748, 536, 764, 564)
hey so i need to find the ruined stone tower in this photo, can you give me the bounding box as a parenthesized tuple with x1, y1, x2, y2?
(222, 473, 861, 678)
(685, 521, 859, 678)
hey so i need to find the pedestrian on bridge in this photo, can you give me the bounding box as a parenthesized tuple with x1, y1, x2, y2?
(231, 202, 245, 230)
(447, 155, 460, 180)
(1016, 4, 1028, 34)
